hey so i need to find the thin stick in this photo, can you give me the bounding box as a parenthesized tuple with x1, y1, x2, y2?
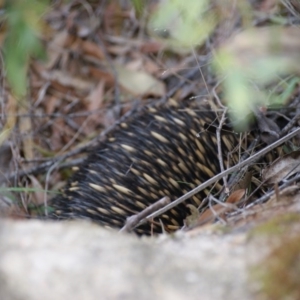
(280, 113, 300, 137)
(120, 196, 170, 233)
(216, 108, 228, 191)
(134, 127, 300, 229)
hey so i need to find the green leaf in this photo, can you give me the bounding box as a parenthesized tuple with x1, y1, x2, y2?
(3, 0, 49, 96)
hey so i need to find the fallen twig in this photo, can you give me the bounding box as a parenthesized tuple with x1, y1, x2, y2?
(134, 127, 300, 229)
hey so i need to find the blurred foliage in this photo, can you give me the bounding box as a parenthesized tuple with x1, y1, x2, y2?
(213, 26, 300, 128)
(2, 0, 300, 126)
(270, 77, 300, 108)
(130, 0, 145, 16)
(145, 0, 300, 128)
(149, 0, 216, 50)
(3, 0, 48, 97)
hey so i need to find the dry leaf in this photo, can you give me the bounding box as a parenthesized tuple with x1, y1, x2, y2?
(46, 30, 73, 69)
(86, 81, 105, 112)
(85, 80, 105, 128)
(28, 175, 45, 206)
(197, 204, 225, 225)
(226, 189, 246, 204)
(143, 59, 161, 74)
(81, 40, 105, 61)
(234, 172, 253, 191)
(88, 67, 115, 85)
(140, 41, 164, 54)
(114, 64, 166, 97)
(197, 189, 245, 225)
(41, 70, 94, 92)
(45, 95, 59, 115)
(262, 151, 300, 184)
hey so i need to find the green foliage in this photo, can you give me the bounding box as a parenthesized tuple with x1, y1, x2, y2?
(149, 0, 216, 50)
(147, 1, 300, 127)
(130, 0, 145, 16)
(269, 77, 300, 108)
(3, 0, 49, 97)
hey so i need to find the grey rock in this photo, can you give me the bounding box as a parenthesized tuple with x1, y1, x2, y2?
(0, 220, 258, 300)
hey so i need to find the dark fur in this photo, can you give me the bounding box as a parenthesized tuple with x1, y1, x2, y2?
(48, 100, 241, 234)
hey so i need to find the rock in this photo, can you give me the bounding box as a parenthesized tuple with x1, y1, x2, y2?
(0, 220, 258, 300)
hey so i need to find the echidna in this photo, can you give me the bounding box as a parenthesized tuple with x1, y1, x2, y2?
(48, 99, 248, 234)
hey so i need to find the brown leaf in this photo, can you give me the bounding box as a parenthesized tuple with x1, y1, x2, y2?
(46, 30, 75, 69)
(81, 40, 105, 61)
(234, 172, 253, 191)
(86, 81, 105, 112)
(41, 70, 94, 92)
(226, 189, 246, 204)
(197, 190, 245, 225)
(45, 95, 59, 115)
(140, 41, 164, 54)
(114, 64, 166, 97)
(197, 207, 221, 225)
(86, 79, 120, 129)
(28, 175, 45, 206)
(262, 151, 300, 184)
(88, 67, 115, 86)
(143, 59, 161, 74)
